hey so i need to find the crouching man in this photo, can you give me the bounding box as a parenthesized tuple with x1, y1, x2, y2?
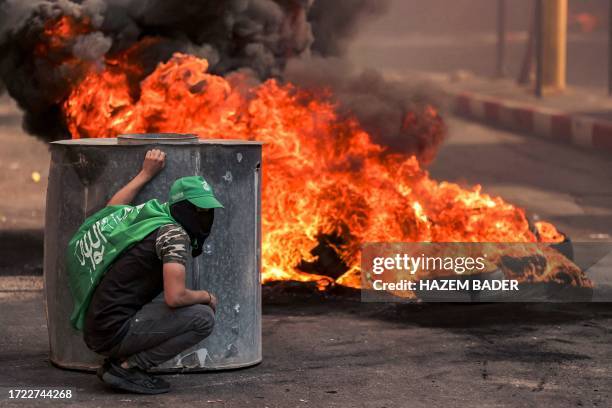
(66, 149, 223, 394)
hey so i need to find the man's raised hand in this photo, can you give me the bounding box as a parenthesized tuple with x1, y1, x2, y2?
(141, 149, 166, 180)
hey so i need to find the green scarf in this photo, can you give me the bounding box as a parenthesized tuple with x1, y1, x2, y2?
(66, 199, 177, 331)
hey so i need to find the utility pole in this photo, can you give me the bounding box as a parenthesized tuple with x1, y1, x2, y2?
(518, 4, 536, 85)
(535, 0, 543, 97)
(536, 0, 568, 96)
(497, 0, 506, 77)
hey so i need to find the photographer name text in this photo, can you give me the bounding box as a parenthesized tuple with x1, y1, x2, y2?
(372, 279, 519, 291)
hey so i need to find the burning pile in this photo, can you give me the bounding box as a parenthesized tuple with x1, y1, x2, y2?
(0, 1, 591, 293)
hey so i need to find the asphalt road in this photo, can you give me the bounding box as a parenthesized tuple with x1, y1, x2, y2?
(1, 289, 611, 407)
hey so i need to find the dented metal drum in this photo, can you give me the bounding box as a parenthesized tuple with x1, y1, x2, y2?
(44, 135, 262, 371)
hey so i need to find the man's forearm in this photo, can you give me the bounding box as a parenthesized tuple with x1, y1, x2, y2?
(165, 289, 211, 308)
(107, 149, 166, 206)
(106, 171, 151, 206)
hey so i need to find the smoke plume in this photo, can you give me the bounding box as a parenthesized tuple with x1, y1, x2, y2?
(285, 57, 446, 164)
(0, 0, 445, 163)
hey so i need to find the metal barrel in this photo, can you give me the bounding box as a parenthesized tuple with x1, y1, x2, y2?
(44, 136, 262, 372)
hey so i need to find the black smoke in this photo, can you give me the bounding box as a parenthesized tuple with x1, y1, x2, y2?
(285, 57, 446, 164)
(0, 0, 389, 140)
(309, 0, 388, 56)
(0, 0, 445, 163)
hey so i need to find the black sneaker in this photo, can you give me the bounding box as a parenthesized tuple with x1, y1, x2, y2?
(99, 359, 170, 394)
(148, 373, 171, 390)
(97, 358, 113, 382)
(98, 358, 171, 390)
(98, 358, 172, 390)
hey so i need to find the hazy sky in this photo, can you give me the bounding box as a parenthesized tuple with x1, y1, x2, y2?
(356, 0, 605, 36)
(347, 0, 608, 89)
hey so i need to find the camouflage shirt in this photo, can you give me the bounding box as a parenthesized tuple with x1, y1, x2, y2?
(155, 224, 191, 266)
(84, 223, 191, 352)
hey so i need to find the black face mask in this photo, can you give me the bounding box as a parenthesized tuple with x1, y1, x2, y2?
(170, 200, 215, 257)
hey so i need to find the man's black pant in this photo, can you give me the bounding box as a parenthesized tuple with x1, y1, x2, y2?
(100, 301, 215, 370)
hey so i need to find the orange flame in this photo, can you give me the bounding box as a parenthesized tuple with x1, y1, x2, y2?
(36, 16, 92, 58)
(53, 26, 574, 289)
(534, 221, 565, 244)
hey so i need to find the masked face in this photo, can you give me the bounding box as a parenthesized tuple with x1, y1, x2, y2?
(170, 200, 215, 257)
(195, 207, 215, 233)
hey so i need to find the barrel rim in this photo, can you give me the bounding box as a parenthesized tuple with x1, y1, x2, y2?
(118, 133, 199, 144)
(51, 138, 265, 146)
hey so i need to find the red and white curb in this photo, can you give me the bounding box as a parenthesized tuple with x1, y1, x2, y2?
(451, 92, 612, 153)
(0, 276, 43, 291)
(0, 276, 43, 299)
